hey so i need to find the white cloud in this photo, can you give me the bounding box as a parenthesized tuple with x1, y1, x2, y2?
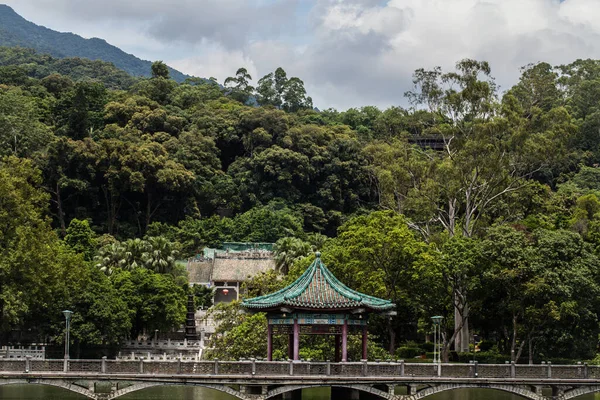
(6, 0, 600, 109)
(168, 43, 258, 83)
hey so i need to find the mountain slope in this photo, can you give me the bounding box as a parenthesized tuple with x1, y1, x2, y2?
(0, 4, 190, 82)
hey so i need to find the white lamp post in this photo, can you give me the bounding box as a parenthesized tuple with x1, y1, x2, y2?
(431, 316, 443, 364)
(63, 310, 73, 359)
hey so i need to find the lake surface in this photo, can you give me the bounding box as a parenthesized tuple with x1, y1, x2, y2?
(1, 385, 599, 400)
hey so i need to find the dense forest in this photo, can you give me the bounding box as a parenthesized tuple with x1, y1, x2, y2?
(3, 44, 600, 363)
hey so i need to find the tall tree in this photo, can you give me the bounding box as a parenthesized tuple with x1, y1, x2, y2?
(224, 67, 254, 104)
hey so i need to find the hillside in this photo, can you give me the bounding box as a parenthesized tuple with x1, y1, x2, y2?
(0, 46, 138, 89)
(0, 4, 190, 82)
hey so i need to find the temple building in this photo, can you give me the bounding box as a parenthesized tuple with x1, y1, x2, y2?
(187, 242, 275, 303)
(242, 252, 395, 362)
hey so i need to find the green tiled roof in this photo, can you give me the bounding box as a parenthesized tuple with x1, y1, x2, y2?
(241, 253, 395, 312)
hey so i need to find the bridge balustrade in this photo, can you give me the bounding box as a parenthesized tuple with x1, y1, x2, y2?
(104, 360, 138, 374)
(179, 361, 214, 374)
(68, 360, 103, 373)
(404, 363, 438, 376)
(0, 360, 25, 371)
(477, 364, 511, 378)
(552, 365, 585, 379)
(143, 361, 179, 375)
(3, 358, 600, 380)
(330, 362, 363, 376)
(515, 365, 549, 378)
(588, 366, 600, 379)
(30, 360, 64, 372)
(369, 362, 401, 377)
(254, 361, 288, 375)
(441, 364, 473, 377)
(218, 361, 253, 375)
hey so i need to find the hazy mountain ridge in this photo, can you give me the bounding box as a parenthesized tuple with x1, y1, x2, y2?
(0, 4, 190, 82)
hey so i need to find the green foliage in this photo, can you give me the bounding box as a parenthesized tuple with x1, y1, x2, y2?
(3, 38, 600, 363)
(192, 284, 214, 309)
(204, 302, 268, 360)
(64, 218, 96, 261)
(396, 346, 425, 359)
(112, 268, 186, 337)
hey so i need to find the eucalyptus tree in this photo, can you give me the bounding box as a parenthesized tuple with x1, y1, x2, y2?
(224, 67, 254, 104)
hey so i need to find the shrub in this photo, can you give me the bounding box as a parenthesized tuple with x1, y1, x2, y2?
(421, 342, 435, 352)
(396, 347, 424, 359)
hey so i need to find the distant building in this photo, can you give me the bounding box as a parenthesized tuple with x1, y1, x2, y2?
(187, 242, 276, 304)
(186, 242, 276, 347)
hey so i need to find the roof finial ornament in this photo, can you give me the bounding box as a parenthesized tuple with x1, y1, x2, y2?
(315, 251, 321, 258)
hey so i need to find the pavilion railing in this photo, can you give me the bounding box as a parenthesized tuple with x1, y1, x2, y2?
(0, 358, 596, 379)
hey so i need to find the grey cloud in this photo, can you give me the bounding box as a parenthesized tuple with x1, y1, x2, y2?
(7, 0, 301, 49)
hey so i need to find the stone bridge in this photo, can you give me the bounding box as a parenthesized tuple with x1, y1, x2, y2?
(1, 358, 600, 400)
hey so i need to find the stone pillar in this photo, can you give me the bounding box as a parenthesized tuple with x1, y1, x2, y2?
(552, 386, 564, 399)
(25, 356, 31, 373)
(362, 325, 368, 360)
(101, 356, 107, 373)
(407, 384, 418, 395)
(293, 318, 300, 361)
(342, 319, 348, 362)
(267, 324, 273, 361)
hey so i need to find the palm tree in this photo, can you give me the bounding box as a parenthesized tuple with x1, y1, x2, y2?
(95, 242, 126, 276)
(273, 237, 311, 274)
(123, 238, 149, 269)
(143, 236, 177, 274)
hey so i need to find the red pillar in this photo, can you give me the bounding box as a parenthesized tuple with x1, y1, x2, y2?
(293, 318, 300, 361)
(334, 335, 341, 362)
(288, 334, 294, 360)
(267, 324, 273, 361)
(362, 325, 368, 360)
(342, 319, 348, 362)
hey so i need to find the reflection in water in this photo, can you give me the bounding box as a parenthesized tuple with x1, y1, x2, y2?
(1, 385, 600, 400)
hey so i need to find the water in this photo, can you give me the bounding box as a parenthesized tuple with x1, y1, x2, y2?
(1, 385, 599, 400)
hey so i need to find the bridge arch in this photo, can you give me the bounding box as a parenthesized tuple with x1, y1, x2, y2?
(0, 378, 97, 399)
(563, 385, 600, 400)
(266, 384, 393, 400)
(407, 383, 544, 400)
(108, 382, 246, 400)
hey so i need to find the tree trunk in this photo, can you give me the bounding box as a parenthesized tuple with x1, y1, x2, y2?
(528, 336, 534, 365)
(387, 320, 396, 355)
(454, 294, 469, 353)
(510, 315, 518, 362)
(55, 182, 67, 236)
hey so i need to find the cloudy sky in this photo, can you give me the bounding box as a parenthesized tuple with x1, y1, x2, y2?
(4, 0, 600, 110)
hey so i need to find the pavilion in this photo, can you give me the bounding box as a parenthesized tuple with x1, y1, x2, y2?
(241, 252, 396, 362)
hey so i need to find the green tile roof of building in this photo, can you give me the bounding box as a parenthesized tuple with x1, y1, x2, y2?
(241, 252, 395, 312)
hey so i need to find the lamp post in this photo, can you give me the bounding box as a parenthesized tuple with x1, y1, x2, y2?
(431, 316, 443, 364)
(63, 310, 73, 360)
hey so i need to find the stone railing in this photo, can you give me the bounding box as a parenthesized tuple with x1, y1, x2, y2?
(0, 359, 597, 379)
(121, 339, 203, 349)
(0, 346, 45, 359)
